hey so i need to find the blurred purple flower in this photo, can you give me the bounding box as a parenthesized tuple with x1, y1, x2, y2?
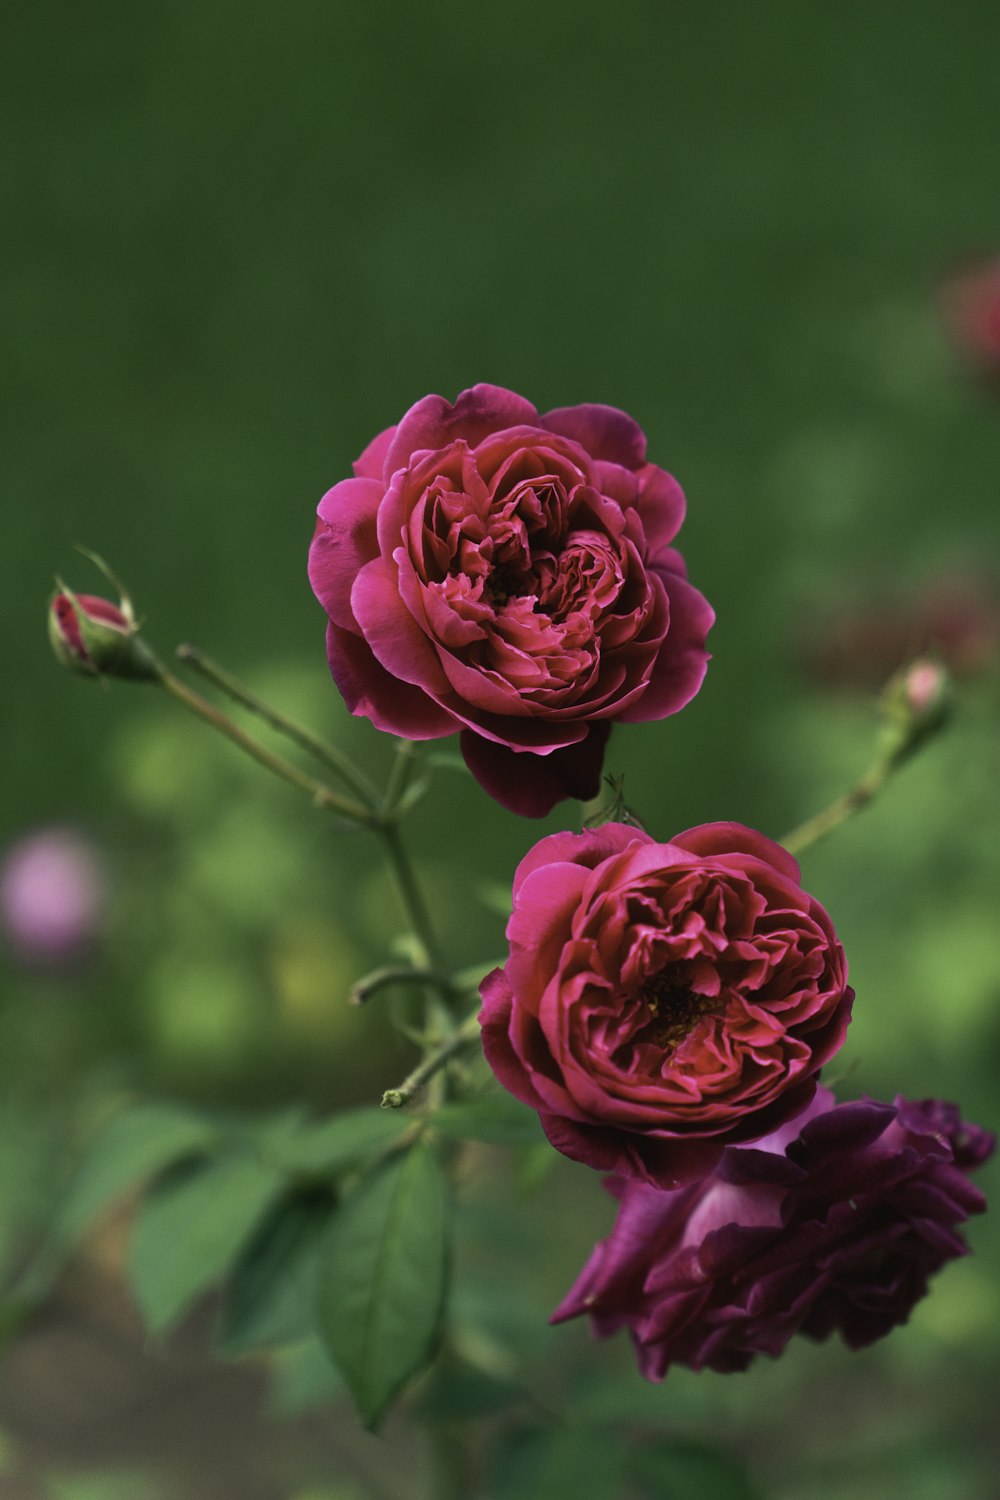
(1, 827, 107, 966)
(552, 1088, 993, 1379)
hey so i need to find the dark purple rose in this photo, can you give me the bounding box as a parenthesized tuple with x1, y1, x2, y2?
(479, 822, 852, 1187)
(308, 385, 713, 816)
(552, 1089, 994, 1378)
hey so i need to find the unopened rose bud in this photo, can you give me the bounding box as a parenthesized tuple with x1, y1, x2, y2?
(879, 657, 952, 765)
(903, 659, 948, 718)
(48, 588, 158, 682)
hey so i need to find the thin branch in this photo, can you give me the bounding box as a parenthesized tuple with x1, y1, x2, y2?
(381, 1010, 482, 1110)
(350, 965, 459, 1006)
(176, 643, 381, 809)
(154, 665, 374, 826)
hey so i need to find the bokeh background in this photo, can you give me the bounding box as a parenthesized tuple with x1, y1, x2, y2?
(2, 2, 999, 1497)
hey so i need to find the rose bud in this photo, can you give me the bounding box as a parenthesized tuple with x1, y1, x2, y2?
(48, 588, 157, 681)
(308, 384, 714, 817)
(940, 257, 1000, 378)
(879, 656, 952, 766)
(552, 1089, 994, 1379)
(479, 822, 853, 1188)
(1, 826, 107, 967)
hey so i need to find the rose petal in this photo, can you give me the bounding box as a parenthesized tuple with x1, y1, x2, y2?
(324, 622, 457, 739)
(615, 572, 715, 723)
(541, 403, 648, 470)
(309, 479, 384, 630)
(670, 823, 802, 886)
(351, 557, 452, 696)
(384, 385, 540, 475)
(459, 723, 610, 817)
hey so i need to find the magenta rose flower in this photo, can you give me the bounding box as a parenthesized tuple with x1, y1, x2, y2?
(308, 384, 714, 816)
(552, 1089, 994, 1378)
(479, 822, 852, 1187)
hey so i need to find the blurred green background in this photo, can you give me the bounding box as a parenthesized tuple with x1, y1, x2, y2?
(2, 2, 999, 1496)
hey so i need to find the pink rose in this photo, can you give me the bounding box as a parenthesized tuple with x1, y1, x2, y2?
(308, 385, 713, 816)
(479, 822, 853, 1187)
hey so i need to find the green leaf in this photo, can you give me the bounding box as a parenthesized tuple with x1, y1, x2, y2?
(268, 1337, 345, 1418)
(317, 1140, 449, 1429)
(416, 1351, 525, 1424)
(537, 1427, 627, 1496)
(432, 1094, 542, 1147)
(129, 1155, 284, 1337)
(631, 1439, 766, 1500)
(261, 1107, 415, 1176)
(55, 1102, 218, 1244)
(487, 1425, 627, 1499)
(217, 1191, 335, 1356)
(47, 1468, 169, 1500)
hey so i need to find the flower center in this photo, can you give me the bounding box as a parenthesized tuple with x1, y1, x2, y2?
(638, 974, 717, 1050)
(484, 561, 532, 606)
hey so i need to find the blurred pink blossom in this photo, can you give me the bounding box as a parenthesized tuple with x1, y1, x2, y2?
(0, 827, 107, 966)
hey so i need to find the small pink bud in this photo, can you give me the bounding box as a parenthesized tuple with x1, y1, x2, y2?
(879, 656, 952, 765)
(904, 659, 947, 718)
(48, 588, 157, 682)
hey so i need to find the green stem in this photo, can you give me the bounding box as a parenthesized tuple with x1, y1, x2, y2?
(176, 643, 381, 809)
(380, 820, 443, 969)
(382, 737, 420, 816)
(153, 664, 374, 826)
(159, 658, 447, 1005)
(781, 760, 889, 857)
(381, 1009, 481, 1109)
(349, 965, 459, 1006)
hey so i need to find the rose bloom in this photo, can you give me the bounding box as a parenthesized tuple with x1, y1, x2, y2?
(479, 822, 852, 1187)
(308, 384, 713, 816)
(552, 1089, 994, 1378)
